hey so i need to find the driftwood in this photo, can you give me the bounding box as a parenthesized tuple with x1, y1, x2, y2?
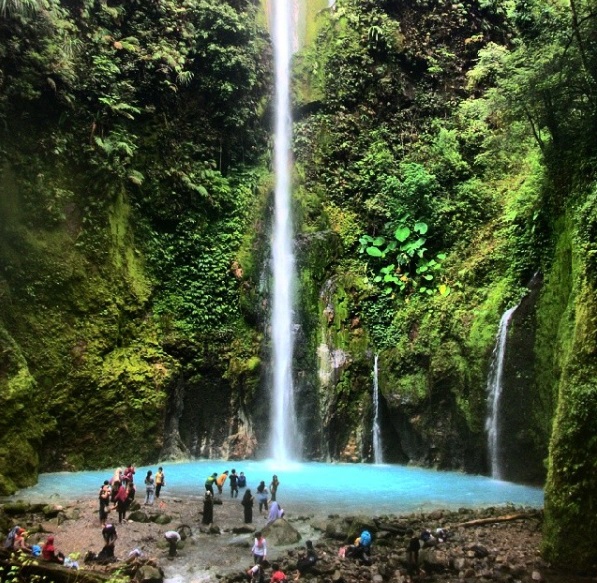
(456, 512, 540, 528)
(0, 549, 110, 583)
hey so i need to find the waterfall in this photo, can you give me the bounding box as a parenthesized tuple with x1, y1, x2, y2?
(372, 354, 383, 464)
(270, 0, 299, 462)
(485, 304, 519, 479)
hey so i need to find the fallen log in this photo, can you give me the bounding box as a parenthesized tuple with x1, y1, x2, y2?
(456, 512, 540, 528)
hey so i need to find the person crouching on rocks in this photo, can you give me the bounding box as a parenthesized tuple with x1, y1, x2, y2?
(42, 536, 65, 564)
(294, 540, 317, 580)
(164, 530, 181, 557)
(270, 563, 287, 583)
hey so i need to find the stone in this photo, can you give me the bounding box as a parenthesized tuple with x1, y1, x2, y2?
(150, 514, 171, 525)
(263, 518, 301, 545)
(531, 570, 543, 581)
(134, 564, 163, 583)
(129, 510, 150, 523)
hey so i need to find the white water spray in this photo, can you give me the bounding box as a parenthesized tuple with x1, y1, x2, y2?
(485, 304, 518, 479)
(372, 354, 383, 464)
(270, 0, 299, 462)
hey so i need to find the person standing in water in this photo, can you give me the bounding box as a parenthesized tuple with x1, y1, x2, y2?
(229, 469, 239, 498)
(269, 475, 280, 502)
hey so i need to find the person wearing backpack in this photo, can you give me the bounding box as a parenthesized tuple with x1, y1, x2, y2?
(345, 529, 372, 565)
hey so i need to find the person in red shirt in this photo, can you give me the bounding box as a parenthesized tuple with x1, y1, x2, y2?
(41, 536, 65, 564)
(270, 564, 287, 583)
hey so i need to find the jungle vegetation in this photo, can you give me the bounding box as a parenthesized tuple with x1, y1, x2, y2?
(0, 0, 595, 571)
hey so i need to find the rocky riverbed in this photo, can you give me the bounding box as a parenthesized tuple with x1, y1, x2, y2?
(1, 494, 595, 583)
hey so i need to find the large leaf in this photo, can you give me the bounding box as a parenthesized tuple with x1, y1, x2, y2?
(414, 222, 428, 234)
(394, 226, 411, 242)
(366, 246, 384, 257)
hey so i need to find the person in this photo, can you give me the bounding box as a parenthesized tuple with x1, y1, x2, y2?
(435, 527, 448, 542)
(12, 528, 31, 553)
(114, 482, 128, 523)
(247, 562, 265, 583)
(125, 481, 136, 511)
(345, 529, 372, 565)
(111, 468, 123, 487)
(256, 481, 269, 514)
(101, 523, 118, 559)
(164, 530, 181, 557)
(238, 471, 247, 488)
(270, 563, 287, 583)
(251, 531, 267, 564)
(269, 475, 280, 502)
(155, 467, 165, 499)
(123, 464, 135, 486)
(241, 489, 254, 524)
(202, 490, 214, 525)
(3, 525, 21, 549)
(266, 501, 284, 526)
(216, 470, 229, 494)
(406, 528, 420, 572)
(294, 540, 317, 579)
(230, 469, 239, 498)
(41, 535, 65, 564)
(99, 480, 111, 526)
(144, 470, 155, 505)
(205, 472, 218, 495)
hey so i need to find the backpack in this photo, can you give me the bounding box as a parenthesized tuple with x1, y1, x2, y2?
(4, 526, 20, 549)
(360, 530, 372, 548)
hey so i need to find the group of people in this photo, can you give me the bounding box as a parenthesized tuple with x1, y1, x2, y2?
(246, 536, 318, 583)
(97, 465, 168, 526)
(201, 470, 283, 527)
(4, 525, 70, 566)
(204, 468, 248, 498)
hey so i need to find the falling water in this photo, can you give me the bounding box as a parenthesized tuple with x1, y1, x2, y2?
(372, 354, 383, 464)
(270, 0, 298, 462)
(485, 304, 519, 479)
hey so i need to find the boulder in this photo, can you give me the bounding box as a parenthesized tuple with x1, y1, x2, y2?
(150, 514, 171, 525)
(263, 519, 301, 546)
(129, 511, 150, 523)
(134, 564, 163, 583)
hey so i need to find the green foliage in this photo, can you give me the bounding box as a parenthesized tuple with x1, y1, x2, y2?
(359, 216, 447, 296)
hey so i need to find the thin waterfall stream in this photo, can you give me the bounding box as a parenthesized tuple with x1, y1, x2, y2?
(486, 304, 519, 479)
(372, 354, 383, 464)
(270, 0, 299, 462)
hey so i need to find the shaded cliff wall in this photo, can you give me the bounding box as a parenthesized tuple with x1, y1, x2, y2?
(0, 0, 272, 493)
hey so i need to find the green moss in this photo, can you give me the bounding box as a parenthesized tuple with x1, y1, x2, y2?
(541, 210, 597, 570)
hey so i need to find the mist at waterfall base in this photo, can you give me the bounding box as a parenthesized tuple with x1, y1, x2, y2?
(11, 460, 543, 514)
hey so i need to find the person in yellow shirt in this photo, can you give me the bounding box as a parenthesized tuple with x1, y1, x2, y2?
(216, 470, 229, 494)
(155, 467, 165, 499)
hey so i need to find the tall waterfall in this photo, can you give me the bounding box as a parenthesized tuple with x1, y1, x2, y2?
(372, 354, 383, 464)
(270, 0, 299, 462)
(485, 304, 519, 479)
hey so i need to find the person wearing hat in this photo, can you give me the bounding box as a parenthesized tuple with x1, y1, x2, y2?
(42, 535, 65, 564)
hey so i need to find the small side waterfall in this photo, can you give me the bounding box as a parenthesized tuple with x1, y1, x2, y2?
(485, 304, 519, 479)
(270, 0, 299, 462)
(372, 354, 383, 464)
